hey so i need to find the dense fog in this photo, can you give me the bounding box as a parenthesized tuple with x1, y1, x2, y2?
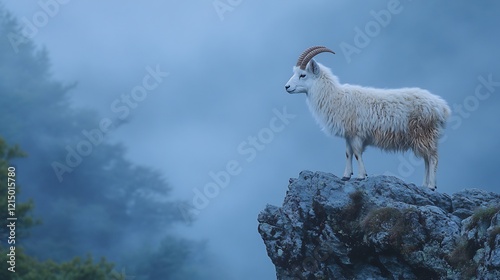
(1, 1, 500, 279)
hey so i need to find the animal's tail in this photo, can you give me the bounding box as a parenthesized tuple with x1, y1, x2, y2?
(438, 102, 451, 130)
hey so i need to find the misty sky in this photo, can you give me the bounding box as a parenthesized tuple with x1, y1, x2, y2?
(4, 1, 500, 279)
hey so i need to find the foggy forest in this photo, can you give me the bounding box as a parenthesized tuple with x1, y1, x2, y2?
(1, 1, 500, 279)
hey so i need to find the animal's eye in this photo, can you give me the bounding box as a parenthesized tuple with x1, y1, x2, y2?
(299, 74, 306, 79)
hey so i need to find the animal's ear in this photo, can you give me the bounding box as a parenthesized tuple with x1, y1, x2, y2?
(307, 59, 320, 75)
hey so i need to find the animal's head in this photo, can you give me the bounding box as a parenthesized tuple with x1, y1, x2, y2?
(285, 46, 335, 94)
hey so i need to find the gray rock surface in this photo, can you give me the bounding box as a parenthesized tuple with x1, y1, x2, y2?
(258, 171, 500, 280)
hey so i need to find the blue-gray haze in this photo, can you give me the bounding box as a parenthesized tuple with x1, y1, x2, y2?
(3, 1, 500, 279)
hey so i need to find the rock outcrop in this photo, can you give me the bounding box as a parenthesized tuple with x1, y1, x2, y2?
(258, 171, 500, 279)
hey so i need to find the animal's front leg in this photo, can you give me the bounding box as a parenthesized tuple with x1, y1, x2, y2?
(354, 153, 368, 180)
(351, 137, 367, 180)
(342, 141, 353, 181)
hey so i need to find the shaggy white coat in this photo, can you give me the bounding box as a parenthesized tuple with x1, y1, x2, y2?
(285, 60, 451, 190)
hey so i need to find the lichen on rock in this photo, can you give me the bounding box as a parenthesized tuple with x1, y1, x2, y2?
(258, 171, 500, 279)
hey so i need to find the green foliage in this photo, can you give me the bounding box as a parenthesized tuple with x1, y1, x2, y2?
(0, 137, 117, 279)
(361, 207, 403, 233)
(467, 205, 500, 230)
(447, 206, 500, 278)
(488, 226, 500, 250)
(0, 5, 212, 279)
(130, 236, 209, 280)
(360, 207, 418, 249)
(0, 4, 185, 260)
(0, 248, 115, 280)
(0, 138, 38, 239)
(447, 238, 478, 278)
(342, 190, 365, 220)
(0, 139, 26, 160)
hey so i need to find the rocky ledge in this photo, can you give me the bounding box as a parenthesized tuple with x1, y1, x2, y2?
(258, 171, 500, 279)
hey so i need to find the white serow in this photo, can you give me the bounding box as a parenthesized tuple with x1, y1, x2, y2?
(285, 46, 451, 191)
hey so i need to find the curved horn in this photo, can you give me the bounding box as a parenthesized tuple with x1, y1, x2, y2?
(299, 46, 335, 70)
(296, 46, 325, 67)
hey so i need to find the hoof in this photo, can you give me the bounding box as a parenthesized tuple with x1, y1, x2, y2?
(341, 177, 350, 181)
(355, 174, 368, 181)
(425, 184, 437, 191)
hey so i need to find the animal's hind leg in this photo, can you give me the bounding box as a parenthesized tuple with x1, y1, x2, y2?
(351, 137, 367, 180)
(419, 142, 438, 191)
(423, 155, 430, 188)
(342, 140, 354, 181)
(427, 153, 438, 191)
(411, 121, 440, 191)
